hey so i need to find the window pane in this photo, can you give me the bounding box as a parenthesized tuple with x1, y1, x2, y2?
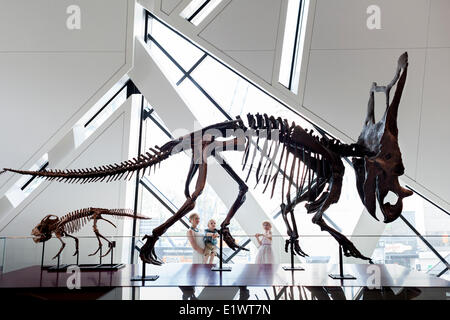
(180, 0, 223, 26)
(177, 79, 228, 125)
(279, 0, 309, 93)
(279, 0, 302, 88)
(148, 18, 204, 71)
(147, 41, 184, 85)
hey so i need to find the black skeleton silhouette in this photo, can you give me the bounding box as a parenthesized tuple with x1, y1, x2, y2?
(2, 53, 412, 265)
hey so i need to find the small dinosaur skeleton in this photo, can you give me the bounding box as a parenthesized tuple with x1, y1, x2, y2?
(31, 208, 150, 259)
(3, 53, 412, 265)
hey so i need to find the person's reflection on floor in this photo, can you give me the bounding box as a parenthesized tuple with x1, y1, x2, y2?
(239, 286, 250, 300)
(179, 286, 198, 300)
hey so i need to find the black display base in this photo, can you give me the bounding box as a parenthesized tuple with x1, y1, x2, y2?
(211, 265, 232, 272)
(328, 245, 357, 280)
(130, 275, 160, 281)
(328, 273, 356, 280)
(45, 263, 125, 271)
(282, 266, 305, 271)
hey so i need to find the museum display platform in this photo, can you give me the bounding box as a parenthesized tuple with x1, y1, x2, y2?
(1, 263, 448, 288)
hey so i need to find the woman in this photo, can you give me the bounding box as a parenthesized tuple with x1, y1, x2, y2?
(187, 213, 205, 263)
(255, 220, 275, 264)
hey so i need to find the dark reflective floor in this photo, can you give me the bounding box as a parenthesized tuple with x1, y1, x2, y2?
(139, 286, 450, 300)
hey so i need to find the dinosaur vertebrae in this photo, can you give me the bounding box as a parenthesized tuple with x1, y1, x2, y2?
(2, 147, 172, 183)
(58, 208, 149, 234)
(3, 112, 351, 213)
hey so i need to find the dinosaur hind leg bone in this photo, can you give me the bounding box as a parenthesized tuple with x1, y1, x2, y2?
(88, 213, 114, 258)
(140, 141, 210, 265)
(217, 156, 249, 251)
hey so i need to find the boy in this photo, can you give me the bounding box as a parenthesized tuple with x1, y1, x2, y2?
(203, 219, 219, 264)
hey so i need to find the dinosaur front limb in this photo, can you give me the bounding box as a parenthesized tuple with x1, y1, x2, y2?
(313, 214, 371, 262)
(53, 235, 66, 260)
(64, 233, 80, 256)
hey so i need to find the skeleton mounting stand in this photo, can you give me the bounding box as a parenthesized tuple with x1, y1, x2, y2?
(42, 240, 124, 271)
(328, 244, 356, 280)
(211, 228, 232, 272)
(282, 237, 305, 271)
(131, 260, 159, 282)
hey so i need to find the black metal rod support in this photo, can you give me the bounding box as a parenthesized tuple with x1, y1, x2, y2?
(290, 240, 295, 269)
(41, 241, 45, 268)
(211, 229, 231, 272)
(219, 231, 223, 269)
(338, 245, 344, 277)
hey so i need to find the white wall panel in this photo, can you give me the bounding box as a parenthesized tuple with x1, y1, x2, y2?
(199, 0, 282, 82)
(199, 0, 282, 50)
(416, 48, 450, 202)
(161, 0, 183, 15)
(311, 0, 430, 50)
(225, 50, 275, 83)
(0, 0, 128, 52)
(427, 0, 450, 48)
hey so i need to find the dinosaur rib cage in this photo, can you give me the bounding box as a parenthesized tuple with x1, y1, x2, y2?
(58, 208, 149, 234)
(239, 113, 343, 214)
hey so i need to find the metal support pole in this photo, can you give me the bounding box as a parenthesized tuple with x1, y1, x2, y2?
(40, 241, 45, 269)
(110, 241, 115, 266)
(212, 229, 231, 271)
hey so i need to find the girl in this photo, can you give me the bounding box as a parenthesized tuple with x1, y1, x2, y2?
(255, 221, 275, 264)
(186, 213, 205, 263)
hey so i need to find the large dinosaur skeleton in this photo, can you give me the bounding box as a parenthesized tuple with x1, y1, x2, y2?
(31, 208, 150, 259)
(2, 53, 412, 265)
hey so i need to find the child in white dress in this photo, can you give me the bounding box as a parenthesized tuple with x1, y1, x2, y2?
(187, 213, 205, 263)
(255, 221, 275, 264)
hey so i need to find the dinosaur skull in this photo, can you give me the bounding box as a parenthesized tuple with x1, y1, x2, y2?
(354, 52, 413, 223)
(31, 215, 58, 243)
